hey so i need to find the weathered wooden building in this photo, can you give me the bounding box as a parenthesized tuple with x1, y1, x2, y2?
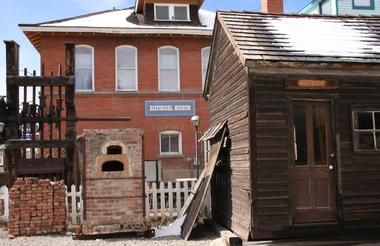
(204, 11, 380, 240)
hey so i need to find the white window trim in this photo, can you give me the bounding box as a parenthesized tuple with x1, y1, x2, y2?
(115, 45, 138, 92)
(154, 3, 191, 22)
(159, 131, 182, 156)
(201, 47, 211, 90)
(158, 46, 180, 92)
(352, 110, 380, 151)
(75, 44, 95, 92)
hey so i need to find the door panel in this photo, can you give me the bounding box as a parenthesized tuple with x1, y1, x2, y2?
(292, 101, 336, 224)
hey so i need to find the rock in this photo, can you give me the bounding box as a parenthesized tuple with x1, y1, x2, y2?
(8, 234, 15, 240)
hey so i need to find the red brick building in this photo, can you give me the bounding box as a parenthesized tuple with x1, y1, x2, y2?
(20, 0, 214, 181)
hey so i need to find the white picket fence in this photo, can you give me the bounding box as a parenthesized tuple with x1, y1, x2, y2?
(145, 178, 196, 218)
(0, 179, 196, 224)
(0, 186, 9, 222)
(66, 184, 83, 225)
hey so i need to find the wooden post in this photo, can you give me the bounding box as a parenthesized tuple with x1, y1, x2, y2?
(65, 43, 75, 77)
(65, 42, 76, 185)
(4, 41, 20, 187)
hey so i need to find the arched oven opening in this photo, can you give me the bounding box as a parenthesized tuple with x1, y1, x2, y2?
(101, 160, 124, 172)
(107, 145, 122, 155)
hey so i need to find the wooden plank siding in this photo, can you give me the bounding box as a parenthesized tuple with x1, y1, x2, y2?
(337, 78, 380, 226)
(208, 23, 252, 240)
(251, 76, 291, 237)
(250, 73, 380, 238)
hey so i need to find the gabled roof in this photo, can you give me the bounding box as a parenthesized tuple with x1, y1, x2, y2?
(218, 11, 380, 65)
(203, 11, 380, 98)
(20, 7, 215, 50)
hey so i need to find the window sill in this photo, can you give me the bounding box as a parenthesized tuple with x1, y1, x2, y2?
(76, 90, 94, 94)
(154, 19, 191, 22)
(158, 91, 181, 93)
(158, 154, 184, 159)
(115, 90, 138, 93)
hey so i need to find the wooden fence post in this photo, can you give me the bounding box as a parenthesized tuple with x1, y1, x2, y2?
(64, 42, 76, 186)
(4, 41, 20, 187)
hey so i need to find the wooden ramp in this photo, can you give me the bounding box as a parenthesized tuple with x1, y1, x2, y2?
(181, 121, 227, 240)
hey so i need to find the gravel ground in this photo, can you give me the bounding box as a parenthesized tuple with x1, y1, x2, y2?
(0, 224, 218, 246)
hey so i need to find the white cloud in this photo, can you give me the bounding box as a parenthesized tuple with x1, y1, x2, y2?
(67, 0, 135, 12)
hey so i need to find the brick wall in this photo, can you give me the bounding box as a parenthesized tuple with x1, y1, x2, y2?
(8, 178, 66, 237)
(40, 34, 211, 181)
(82, 129, 146, 234)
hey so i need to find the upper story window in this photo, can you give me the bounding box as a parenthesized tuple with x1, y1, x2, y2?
(352, 111, 380, 151)
(116, 45, 138, 91)
(154, 4, 190, 21)
(352, 0, 375, 10)
(75, 45, 94, 92)
(160, 131, 182, 155)
(158, 46, 180, 92)
(201, 47, 211, 89)
(319, 0, 331, 14)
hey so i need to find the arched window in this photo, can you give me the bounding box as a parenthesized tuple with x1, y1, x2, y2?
(160, 131, 182, 155)
(75, 45, 94, 91)
(116, 45, 138, 91)
(158, 46, 180, 92)
(201, 47, 211, 89)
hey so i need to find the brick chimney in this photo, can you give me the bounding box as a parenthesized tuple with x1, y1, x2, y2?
(261, 0, 283, 13)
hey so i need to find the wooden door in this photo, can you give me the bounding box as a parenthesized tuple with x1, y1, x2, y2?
(292, 101, 336, 224)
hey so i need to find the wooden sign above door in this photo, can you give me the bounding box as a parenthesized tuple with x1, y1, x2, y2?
(285, 79, 339, 89)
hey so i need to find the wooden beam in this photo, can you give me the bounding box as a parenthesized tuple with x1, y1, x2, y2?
(4, 40, 20, 187)
(6, 76, 74, 86)
(65, 42, 75, 76)
(207, 220, 242, 246)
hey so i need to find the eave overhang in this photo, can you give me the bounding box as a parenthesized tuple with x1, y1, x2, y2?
(20, 25, 213, 51)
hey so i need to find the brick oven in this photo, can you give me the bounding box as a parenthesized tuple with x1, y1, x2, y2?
(81, 129, 146, 235)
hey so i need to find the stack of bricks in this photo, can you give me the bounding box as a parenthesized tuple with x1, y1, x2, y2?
(8, 178, 67, 237)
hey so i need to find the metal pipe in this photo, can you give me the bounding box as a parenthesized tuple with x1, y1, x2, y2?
(195, 125, 199, 179)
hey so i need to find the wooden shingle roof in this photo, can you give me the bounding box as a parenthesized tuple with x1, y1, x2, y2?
(218, 11, 380, 64)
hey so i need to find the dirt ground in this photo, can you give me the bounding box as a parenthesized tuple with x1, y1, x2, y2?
(0, 223, 218, 246)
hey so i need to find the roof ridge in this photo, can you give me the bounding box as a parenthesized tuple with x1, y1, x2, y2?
(218, 10, 380, 19)
(34, 7, 134, 26)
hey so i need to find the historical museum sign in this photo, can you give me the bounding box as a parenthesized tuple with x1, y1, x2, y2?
(145, 100, 196, 117)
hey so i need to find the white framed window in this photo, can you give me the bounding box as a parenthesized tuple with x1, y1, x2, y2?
(154, 4, 190, 21)
(158, 46, 180, 92)
(160, 131, 182, 155)
(352, 111, 380, 151)
(75, 45, 94, 92)
(201, 47, 211, 89)
(115, 45, 138, 91)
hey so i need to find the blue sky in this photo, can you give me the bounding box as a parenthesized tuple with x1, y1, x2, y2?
(0, 0, 309, 95)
